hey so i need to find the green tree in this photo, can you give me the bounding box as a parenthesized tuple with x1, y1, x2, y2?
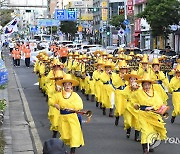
(138, 0, 180, 37)
(60, 21, 77, 36)
(109, 14, 125, 29)
(0, 9, 14, 27)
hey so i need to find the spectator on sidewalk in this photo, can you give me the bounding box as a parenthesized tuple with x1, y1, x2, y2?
(24, 45, 31, 68)
(9, 41, 14, 53)
(11, 47, 16, 66)
(14, 48, 21, 67)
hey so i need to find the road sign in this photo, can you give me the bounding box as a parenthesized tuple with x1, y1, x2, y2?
(55, 9, 77, 21)
(55, 9, 66, 20)
(123, 19, 130, 25)
(59, 31, 63, 36)
(38, 19, 60, 27)
(30, 26, 38, 32)
(67, 11, 77, 21)
(99, 27, 104, 33)
(102, 9, 108, 21)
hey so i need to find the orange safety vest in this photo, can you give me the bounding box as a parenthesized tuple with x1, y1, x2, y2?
(24, 48, 31, 58)
(21, 44, 26, 53)
(60, 47, 68, 57)
(14, 50, 21, 59)
(11, 49, 16, 58)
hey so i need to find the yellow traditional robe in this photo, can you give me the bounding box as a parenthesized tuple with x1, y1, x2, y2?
(122, 86, 140, 131)
(133, 88, 167, 144)
(100, 72, 116, 108)
(52, 91, 84, 148)
(169, 76, 180, 116)
(48, 90, 61, 131)
(93, 70, 103, 102)
(112, 73, 127, 116)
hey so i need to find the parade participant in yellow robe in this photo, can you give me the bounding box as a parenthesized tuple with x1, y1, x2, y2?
(93, 50, 103, 61)
(134, 73, 167, 154)
(115, 53, 126, 69)
(71, 52, 79, 80)
(65, 52, 73, 73)
(84, 56, 97, 102)
(138, 55, 151, 77)
(39, 55, 49, 92)
(34, 55, 41, 88)
(34, 52, 47, 90)
(71, 53, 81, 91)
(169, 64, 180, 123)
(46, 59, 64, 98)
(48, 69, 63, 138)
(100, 60, 116, 117)
(150, 58, 169, 104)
(123, 71, 141, 141)
(79, 55, 86, 92)
(113, 60, 128, 125)
(93, 59, 104, 108)
(53, 74, 84, 154)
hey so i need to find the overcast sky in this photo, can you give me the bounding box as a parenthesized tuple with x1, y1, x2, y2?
(9, 0, 47, 6)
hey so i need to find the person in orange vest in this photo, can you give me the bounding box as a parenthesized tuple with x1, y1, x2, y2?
(11, 47, 16, 66)
(24, 45, 31, 68)
(14, 48, 21, 67)
(59, 44, 68, 63)
(21, 42, 26, 53)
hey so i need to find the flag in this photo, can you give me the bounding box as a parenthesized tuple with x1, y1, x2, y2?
(3, 17, 19, 36)
(118, 28, 125, 37)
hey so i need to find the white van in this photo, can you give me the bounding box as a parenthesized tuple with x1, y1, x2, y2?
(34, 34, 52, 42)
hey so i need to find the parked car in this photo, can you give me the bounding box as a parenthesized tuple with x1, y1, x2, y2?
(80, 44, 102, 53)
(65, 43, 82, 52)
(86, 46, 105, 54)
(30, 48, 53, 64)
(113, 47, 142, 56)
(106, 46, 117, 54)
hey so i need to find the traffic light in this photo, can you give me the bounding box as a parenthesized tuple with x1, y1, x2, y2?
(118, 6, 124, 15)
(106, 26, 110, 35)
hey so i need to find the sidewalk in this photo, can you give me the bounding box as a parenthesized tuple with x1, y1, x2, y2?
(1, 51, 40, 154)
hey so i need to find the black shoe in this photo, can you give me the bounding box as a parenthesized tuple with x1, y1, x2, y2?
(143, 149, 149, 154)
(81, 89, 85, 94)
(99, 103, 102, 109)
(103, 108, 106, 115)
(142, 144, 148, 154)
(91, 95, 95, 102)
(109, 109, 114, 117)
(149, 148, 154, 152)
(86, 94, 89, 100)
(126, 128, 131, 138)
(134, 130, 141, 142)
(46, 95, 48, 102)
(52, 131, 58, 138)
(115, 116, 119, 126)
(126, 134, 130, 138)
(70, 147, 76, 154)
(96, 101, 99, 107)
(171, 116, 176, 123)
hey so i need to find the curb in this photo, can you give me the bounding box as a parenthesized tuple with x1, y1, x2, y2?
(13, 71, 43, 153)
(0, 88, 13, 154)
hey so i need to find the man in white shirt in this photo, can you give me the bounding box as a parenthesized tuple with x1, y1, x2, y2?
(9, 41, 14, 53)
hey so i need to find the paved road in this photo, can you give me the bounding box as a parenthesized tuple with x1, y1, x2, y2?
(12, 58, 180, 154)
